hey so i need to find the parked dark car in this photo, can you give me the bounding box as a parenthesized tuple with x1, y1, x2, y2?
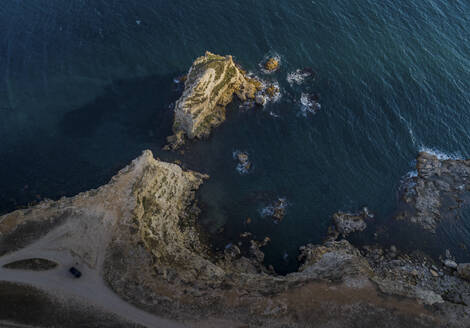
(69, 267, 82, 278)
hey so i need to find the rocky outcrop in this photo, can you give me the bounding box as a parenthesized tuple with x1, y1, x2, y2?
(332, 207, 373, 237)
(458, 263, 470, 281)
(233, 150, 251, 174)
(396, 152, 470, 231)
(2, 151, 470, 327)
(298, 240, 373, 280)
(264, 57, 279, 72)
(166, 52, 262, 149)
(261, 198, 287, 223)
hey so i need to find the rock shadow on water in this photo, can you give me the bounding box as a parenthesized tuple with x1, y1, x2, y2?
(59, 73, 180, 140)
(0, 73, 185, 217)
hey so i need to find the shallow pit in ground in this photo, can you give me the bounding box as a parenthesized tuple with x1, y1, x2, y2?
(3, 258, 58, 271)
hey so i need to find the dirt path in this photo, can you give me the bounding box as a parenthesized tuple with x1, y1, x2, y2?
(0, 227, 184, 328)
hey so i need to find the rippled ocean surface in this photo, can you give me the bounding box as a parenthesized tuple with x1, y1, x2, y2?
(1, 1, 469, 272)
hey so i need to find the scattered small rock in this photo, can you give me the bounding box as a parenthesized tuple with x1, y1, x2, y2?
(265, 84, 280, 98)
(444, 260, 458, 270)
(272, 199, 287, 222)
(332, 207, 372, 237)
(250, 240, 265, 263)
(261, 237, 271, 246)
(255, 94, 267, 106)
(233, 151, 252, 174)
(264, 57, 279, 71)
(224, 243, 241, 261)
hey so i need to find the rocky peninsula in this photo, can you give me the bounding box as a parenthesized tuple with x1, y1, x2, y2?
(2, 150, 470, 327)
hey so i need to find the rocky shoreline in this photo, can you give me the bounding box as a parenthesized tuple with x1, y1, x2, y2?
(1, 150, 470, 327)
(2, 52, 470, 327)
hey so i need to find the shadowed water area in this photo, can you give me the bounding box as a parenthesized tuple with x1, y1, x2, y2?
(1, 0, 470, 273)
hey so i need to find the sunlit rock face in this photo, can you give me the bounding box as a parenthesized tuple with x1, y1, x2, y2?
(170, 51, 261, 144)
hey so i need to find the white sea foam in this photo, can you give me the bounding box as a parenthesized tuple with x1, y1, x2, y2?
(418, 146, 463, 160)
(406, 169, 418, 178)
(399, 169, 418, 196)
(299, 93, 321, 116)
(286, 68, 314, 86)
(236, 164, 248, 174)
(269, 111, 280, 118)
(268, 81, 282, 103)
(397, 112, 462, 160)
(259, 53, 282, 74)
(397, 112, 417, 147)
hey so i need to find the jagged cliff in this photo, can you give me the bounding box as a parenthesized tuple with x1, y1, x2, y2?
(166, 52, 262, 149)
(2, 151, 470, 327)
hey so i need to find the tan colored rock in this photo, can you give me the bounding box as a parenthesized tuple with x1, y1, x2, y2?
(168, 51, 262, 148)
(264, 57, 279, 71)
(265, 84, 280, 98)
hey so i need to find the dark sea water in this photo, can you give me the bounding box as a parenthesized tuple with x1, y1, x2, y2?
(1, 0, 470, 273)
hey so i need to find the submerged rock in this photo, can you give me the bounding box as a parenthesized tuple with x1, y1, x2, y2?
(286, 68, 316, 86)
(233, 150, 252, 174)
(255, 94, 267, 106)
(261, 198, 288, 222)
(163, 130, 185, 151)
(167, 51, 262, 149)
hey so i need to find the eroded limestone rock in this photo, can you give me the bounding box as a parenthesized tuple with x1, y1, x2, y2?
(264, 57, 279, 72)
(167, 51, 262, 148)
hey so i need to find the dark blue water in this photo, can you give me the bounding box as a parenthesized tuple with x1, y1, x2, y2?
(1, 1, 470, 272)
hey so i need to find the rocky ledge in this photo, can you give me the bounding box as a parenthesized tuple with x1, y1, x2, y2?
(396, 152, 470, 231)
(165, 52, 263, 149)
(2, 151, 470, 327)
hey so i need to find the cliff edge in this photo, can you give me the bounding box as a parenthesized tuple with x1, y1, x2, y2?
(2, 151, 470, 327)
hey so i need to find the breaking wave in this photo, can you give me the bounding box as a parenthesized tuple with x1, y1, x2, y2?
(418, 147, 463, 160)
